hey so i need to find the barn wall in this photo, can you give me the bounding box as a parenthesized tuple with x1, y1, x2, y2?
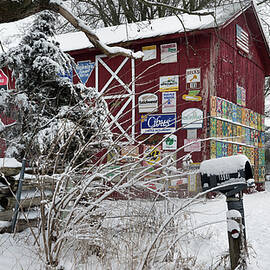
(208, 12, 266, 186)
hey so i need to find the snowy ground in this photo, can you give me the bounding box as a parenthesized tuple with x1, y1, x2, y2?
(0, 182, 269, 270)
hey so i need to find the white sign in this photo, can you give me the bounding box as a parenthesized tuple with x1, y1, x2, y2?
(142, 45, 157, 61)
(182, 108, 203, 129)
(186, 68, 201, 89)
(162, 92, 176, 113)
(184, 139, 201, 152)
(138, 93, 158, 113)
(160, 75, 179, 92)
(163, 134, 177, 150)
(160, 43, 177, 63)
(187, 129, 197, 139)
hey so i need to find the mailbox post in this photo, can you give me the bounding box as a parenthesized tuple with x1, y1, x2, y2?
(199, 154, 253, 270)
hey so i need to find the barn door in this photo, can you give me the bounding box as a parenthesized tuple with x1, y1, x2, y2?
(95, 55, 135, 143)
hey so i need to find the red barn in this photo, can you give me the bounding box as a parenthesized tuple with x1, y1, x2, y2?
(1, 2, 269, 190)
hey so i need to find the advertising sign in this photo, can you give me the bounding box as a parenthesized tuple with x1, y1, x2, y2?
(141, 113, 176, 134)
(162, 134, 177, 150)
(162, 92, 176, 112)
(75, 60, 95, 85)
(0, 69, 8, 90)
(142, 45, 157, 61)
(236, 84, 246, 107)
(186, 68, 201, 90)
(159, 75, 179, 92)
(160, 43, 177, 63)
(182, 108, 203, 129)
(143, 145, 162, 165)
(58, 67, 73, 82)
(182, 94, 202, 102)
(138, 93, 158, 113)
(184, 139, 201, 152)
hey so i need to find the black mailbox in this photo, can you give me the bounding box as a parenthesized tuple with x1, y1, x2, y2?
(199, 154, 253, 195)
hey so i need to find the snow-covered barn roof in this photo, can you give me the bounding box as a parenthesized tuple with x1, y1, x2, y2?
(56, 1, 265, 53)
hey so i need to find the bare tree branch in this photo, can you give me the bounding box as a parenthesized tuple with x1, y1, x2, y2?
(0, 0, 143, 59)
(138, 0, 215, 16)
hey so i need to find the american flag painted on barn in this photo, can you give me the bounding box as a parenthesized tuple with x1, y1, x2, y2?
(236, 24, 249, 54)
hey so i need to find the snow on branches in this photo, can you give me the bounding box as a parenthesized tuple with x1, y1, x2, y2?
(0, 11, 111, 165)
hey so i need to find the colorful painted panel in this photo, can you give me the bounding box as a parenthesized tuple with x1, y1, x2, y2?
(244, 109, 250, 126)
(210, 140, 216, 159)
(259, 148, 265, 166)
(245, 128, 250, 145)
(250, 111, 256, 128)
(221, 142, 228, 157)
(222, 121, 228, 138)
(232, 103, 237, 122)
(217, 120, 223, 138)
(236, 85, 246, 107)
(227, 102, 232, 121)
(250, 130, 255, 146)
(237, 126, 242, 143)
(237, 144, 243, 154)
(250, 148, 254, 165)
(233, 144, 238, 155)
(232, 124, 237, 142)
(227, 123, 232, 140)
(216, 98, 222, 117)
(237, 106, 242, 124)
(227, 143, 233, 156)
(258, 166, 265, 182)
(216, 141, 222, 158)
(241, 108, 245, 125)
(261, 132, 265, 145)
(210, 118, 217, 137)
(222, 100, 228, 119)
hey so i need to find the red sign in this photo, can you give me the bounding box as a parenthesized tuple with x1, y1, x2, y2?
(0, 69, 8, 89)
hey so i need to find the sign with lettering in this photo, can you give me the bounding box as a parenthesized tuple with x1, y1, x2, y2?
(162, 92, 176, 112)
(0, 69, 8, 90)
(142, 45, 157, 61)
(159, 75, 179, 92)
(182, 108, 203, 129)
(163, 134, 177, 150)
(184, 139, 201, 152)
(186, 68, 201, 89)
(58, 67, 73, 82)
(141, 113, 176, 134)
(143, 146, 162, 165)
(160, 43, 177, 63)
(138, 93, 158, 113)
(75, 60, 95, 85)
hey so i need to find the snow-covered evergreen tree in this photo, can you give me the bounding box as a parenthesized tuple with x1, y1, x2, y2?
(0, 11, 111, 167)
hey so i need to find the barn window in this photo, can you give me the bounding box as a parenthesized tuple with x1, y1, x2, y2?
(236, 24, 249, 54)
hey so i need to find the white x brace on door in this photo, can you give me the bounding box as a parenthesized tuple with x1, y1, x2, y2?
(95, 55, 135, 143)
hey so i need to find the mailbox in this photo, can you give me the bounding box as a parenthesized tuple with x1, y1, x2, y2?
(199, 154, 253, 195)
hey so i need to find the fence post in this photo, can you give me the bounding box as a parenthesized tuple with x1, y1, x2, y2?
(11, 158, 26, 233)
(226, 192, 247, 269)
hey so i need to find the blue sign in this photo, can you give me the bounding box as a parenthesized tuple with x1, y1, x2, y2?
(141, 113, 176, 134)
(75, 60, 95, 85)
(58, 67, 73, 82)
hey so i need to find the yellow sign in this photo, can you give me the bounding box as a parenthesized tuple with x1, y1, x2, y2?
(182, 94, 202, 102)
(144, 147, 161, 165)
